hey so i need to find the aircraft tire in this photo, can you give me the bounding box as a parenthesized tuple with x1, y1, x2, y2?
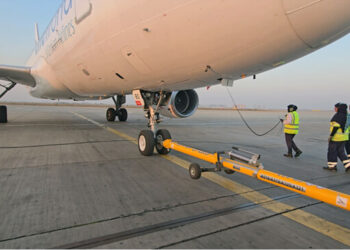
(138, 130, 155, 156)
(106, 108, 116, 122)
(224, 169, 235, 175)
(189, 163, 201, 180)
(155, 129, 171, 155)
(118, 108, 128, 122)
(0, 106, 7, 123)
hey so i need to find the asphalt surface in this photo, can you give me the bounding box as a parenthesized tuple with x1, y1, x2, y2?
(0, 104, 349, 248)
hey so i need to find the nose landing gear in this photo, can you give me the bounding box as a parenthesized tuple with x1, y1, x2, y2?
(134, 90, 172, 156)
(155, 129, 172, 155)
(138, 128, 172, 156)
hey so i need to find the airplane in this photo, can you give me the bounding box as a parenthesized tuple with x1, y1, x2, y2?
(1, 0, 350, 157)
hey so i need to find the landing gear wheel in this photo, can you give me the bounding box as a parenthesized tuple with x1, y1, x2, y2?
(0, 106, 7, 123)
(138, 130, 155, 156)
(118, 108, 128, 122)
(155, 129, 172, 155)
(106, 108, 116, 122)
(224, 169, 235, 175)
(189, 163, 202, 180)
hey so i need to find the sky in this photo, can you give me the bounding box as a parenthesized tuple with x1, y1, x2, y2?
(0, 0, 349, 110)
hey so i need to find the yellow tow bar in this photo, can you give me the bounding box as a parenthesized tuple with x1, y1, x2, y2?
(162, 139, 350, 211)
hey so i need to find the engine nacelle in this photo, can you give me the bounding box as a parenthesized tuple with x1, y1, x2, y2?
(159, 90, 199, 118)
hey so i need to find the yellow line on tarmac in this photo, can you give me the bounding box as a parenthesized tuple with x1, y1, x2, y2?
(72, 112, 350, 246)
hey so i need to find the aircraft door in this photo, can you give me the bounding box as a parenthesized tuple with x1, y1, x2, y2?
(75, 0, 92, 24)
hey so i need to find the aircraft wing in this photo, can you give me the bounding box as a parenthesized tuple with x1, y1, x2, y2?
(0, 65, 36, 87)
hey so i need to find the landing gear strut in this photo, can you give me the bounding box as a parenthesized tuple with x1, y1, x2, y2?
(0, 81, 16, 124)
(0, 106, 7, 123)
(136, 91, 172, 156)
(106, 95, 128, 122)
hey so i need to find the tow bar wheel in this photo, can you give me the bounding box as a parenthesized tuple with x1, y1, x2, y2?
(224, 169, 235, 175)
(156, 129, 172, 155)
(189, 163, 201, 180)
(138, 130, 155, 156)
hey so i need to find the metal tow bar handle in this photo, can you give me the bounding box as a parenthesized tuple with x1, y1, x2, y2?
(229, 146, 261, 167)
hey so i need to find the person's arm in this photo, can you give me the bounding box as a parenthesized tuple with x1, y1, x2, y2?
(330, 127, 338, 137)
(283, 113, 292, 125)
(329, 122, 340, 142)
(346, 115, 350, 131)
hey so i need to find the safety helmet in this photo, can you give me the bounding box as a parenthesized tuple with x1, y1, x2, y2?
(334, 103, 348, 113)
(335, 103, 347, 108)
(288, 104, 297, 112)
(339, 103, 348, 113)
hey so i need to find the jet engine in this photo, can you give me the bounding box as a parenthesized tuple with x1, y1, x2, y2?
(159, 90, 199, 118)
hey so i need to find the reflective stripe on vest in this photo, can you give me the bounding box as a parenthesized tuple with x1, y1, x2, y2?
(330, 121, 347, 141)
(284, 111, 299, 134)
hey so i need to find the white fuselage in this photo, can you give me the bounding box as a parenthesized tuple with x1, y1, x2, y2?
(27, 0, 350, 100)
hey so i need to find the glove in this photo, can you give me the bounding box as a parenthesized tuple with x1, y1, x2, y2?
(280, 119, 284, 122)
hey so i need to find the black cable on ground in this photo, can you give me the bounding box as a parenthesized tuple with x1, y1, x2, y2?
(225, 87, 282, 136)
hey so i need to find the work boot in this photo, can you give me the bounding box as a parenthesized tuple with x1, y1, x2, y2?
(346, 167, 350, 173)
(283, 153, 293, 158)
(323, 166, 337, 171)
(294, 150, 302, 158)
(343, 160, 350, 169)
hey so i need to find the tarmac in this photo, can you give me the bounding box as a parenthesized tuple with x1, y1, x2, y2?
(0, 104, 349, 248)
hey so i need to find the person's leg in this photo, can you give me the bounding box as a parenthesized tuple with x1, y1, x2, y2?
(291, 134, 297, 151)
(345, 140, 350, 158)
(284, 133, 293, 157)
(337, 142, 350, 171)
(290, 134, 302, 157)
(324, 141, 338, 171)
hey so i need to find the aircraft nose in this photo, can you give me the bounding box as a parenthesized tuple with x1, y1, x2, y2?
(283, 0, 350, 48)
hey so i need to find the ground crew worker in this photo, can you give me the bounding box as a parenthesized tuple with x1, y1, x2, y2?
(345, 105, 350, 158)
(324, 103, 350, 172)
(282, 104, 302, 158)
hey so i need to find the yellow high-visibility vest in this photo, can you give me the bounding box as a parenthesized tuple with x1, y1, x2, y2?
(284, 111, 299, 135)
(330, 121, 348, 141)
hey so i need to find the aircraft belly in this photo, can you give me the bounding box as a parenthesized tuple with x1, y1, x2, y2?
(282, 0, 350, 49)
(108, 0, 309, 91)
(33, 0, 350, 98)
(116, 0, 350, 83)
